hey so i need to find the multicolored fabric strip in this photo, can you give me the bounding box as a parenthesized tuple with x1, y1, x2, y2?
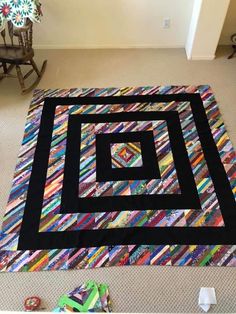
(0, 86, 236, 272)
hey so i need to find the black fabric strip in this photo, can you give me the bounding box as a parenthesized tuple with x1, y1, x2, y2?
(96, 131, 161, 181)
(61, 111, 200, 213)
(19, 227, 236, 250)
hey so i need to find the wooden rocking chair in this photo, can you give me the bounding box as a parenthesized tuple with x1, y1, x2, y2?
(0, 19, 47, 94)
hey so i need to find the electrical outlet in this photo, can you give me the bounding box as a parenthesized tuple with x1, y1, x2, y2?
(163, 18, 171, 29)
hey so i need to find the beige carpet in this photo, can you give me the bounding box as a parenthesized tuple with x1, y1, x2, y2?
(0, 46, 236, 313)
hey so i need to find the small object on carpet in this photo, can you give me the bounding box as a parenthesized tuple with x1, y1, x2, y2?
(198, 287, 217, 312)
(24, 296, 41, 312)
(54, 281, 112, 312)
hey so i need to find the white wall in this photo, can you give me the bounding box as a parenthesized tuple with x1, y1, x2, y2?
(34, 0, 194, 49)
(220, 0, 236, 44)
(186, 0, 231, 60)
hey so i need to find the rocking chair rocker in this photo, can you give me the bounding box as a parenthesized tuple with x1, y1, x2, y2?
(228, 34, 236, 59)
(0, 19, 47, 94)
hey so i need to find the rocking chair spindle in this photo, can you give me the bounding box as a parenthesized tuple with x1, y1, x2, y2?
(0, 19, 47, 94)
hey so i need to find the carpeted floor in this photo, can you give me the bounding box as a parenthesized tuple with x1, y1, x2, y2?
(0, 46, 236, 312)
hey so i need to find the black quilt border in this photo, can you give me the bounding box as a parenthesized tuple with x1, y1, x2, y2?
(17, 94, 236, 250)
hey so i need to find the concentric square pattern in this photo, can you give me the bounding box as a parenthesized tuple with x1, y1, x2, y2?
(0, 86, 235, 272)
(36, 100, 224, 230)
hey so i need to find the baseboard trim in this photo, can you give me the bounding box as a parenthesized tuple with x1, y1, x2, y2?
(34, 44, 184, 50)
(186, 55, 216, 60)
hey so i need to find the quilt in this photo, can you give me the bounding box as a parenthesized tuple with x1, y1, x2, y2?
(0, 85, 235, 272)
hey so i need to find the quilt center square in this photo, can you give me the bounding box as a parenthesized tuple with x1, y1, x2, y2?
(110, 142, 143, 168)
